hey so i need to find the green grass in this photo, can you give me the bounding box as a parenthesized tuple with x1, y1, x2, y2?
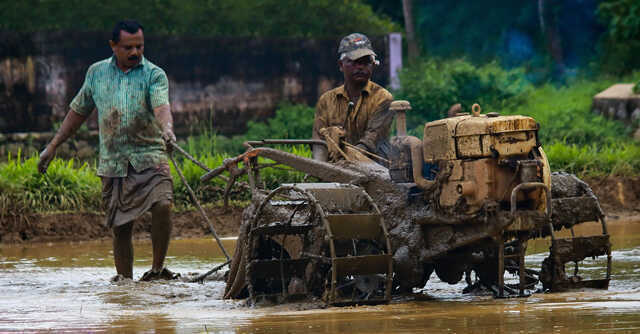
(170, 129, 312, 209)
(494, 79, 633, 145)
(0, 152, 102, 216)
(489, 77, 640, 178)
(0, 143, 312, 215)
(545, 142, 640, 178)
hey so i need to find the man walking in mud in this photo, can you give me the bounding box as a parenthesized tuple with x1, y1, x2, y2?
(38, 20, 178, 282)
(312, 33, 394, 165)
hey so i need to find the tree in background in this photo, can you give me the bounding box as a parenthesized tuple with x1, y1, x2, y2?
(412, 1, 602, 71)
(0, 0, 397, 38)
(245, 103, 315, 141)
(394, 59, 529, 128)
(366, 1, 610, 78)
(364, 0, 420, 60)
(402, 0, 419, 61)
(597, 0, 640, 74)
(538, 0, 566, 76)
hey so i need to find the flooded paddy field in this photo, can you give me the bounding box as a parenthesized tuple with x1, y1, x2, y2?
(1, 218, 640, 333)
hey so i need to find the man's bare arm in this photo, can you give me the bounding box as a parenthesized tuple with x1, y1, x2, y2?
(38, 110, 89, 173)
(154, 104, 176, 145)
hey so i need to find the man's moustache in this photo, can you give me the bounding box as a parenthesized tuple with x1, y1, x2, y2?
(128, 56, 139, 61)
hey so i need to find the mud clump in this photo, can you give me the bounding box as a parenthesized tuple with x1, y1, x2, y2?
(551, 172, 594, 198)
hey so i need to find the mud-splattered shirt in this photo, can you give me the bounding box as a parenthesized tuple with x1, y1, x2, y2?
(70, 56, 169, 177)
(312, 80, 393, 152)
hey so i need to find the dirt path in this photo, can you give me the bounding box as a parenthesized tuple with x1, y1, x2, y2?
(0, 177, 638, 244)
(583, 176, 640, 218)
(0, 206, 244, 244)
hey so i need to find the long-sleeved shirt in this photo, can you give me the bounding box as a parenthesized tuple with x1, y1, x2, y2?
(312, 80, 393, 157)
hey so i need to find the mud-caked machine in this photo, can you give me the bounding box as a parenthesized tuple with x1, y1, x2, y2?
(204, 101, 611, 305)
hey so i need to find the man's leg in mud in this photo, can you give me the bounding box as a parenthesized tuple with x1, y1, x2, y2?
(151, 199, 172, 272)
(113, 222, 134, 278)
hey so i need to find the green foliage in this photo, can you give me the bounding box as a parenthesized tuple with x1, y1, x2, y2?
(597, 0, 640, 74)
(0, 143, 313, 214)
(181, 127, 246, 158)
(545, 142, 640, 177)
(413, 1, 540, 64)
(598, 0, 640, 40)
(495, 79, 632, 145)
(394, 58, 530, 131)
(393, 57, 638, 179)
(169, 152, 233, 209)
(0, 0, 397, 38)
(362, 0, 405, 25)
(492, 76, 639, 178)
(245, 103, 315, 141)
(168, 142, 313, 210)
(256, 145, 311, 188)
(634, 81, 640, 94)
(3, 65, 640, 215)
(180, 103, 316, 157)
(0, 152, 101, 215)
(171, 105, 314, 209)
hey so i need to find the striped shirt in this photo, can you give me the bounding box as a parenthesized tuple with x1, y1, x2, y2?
(70, 55, 170, 177)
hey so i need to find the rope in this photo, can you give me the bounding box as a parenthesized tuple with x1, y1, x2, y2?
(168, 150, 231, 261)
(342, 141, 390, 164)
(170, 141, 251, 191)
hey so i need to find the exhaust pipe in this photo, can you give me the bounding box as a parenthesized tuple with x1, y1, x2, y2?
(390, 101, 434, 191)
(395, 136, 434, 191)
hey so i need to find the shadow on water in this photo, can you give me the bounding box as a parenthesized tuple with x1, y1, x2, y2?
(1, 219, 640, 332)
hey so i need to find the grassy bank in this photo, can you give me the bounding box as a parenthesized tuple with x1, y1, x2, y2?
(545, 142, 640, 177)
(0, 145, 311, 215)
(0, 152, 101, 216)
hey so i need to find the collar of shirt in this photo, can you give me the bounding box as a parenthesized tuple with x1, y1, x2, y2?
(109, 55, 146, 73)
(335, 80, 373, 100)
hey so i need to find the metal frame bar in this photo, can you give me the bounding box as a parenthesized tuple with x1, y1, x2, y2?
(324, 188, 393, 305)
(245, 185, 323, 303)
(497, 182, 552, 298)
(599, 216, 612, 281)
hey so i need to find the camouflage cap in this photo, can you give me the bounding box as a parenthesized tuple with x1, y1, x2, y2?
(338, 33, 376, 60)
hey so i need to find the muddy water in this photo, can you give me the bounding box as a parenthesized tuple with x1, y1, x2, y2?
(1, 219, 640, 333)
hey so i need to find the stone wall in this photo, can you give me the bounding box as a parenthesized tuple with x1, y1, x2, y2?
(592, 84, 640, 140)
(0, 31, 396, 136)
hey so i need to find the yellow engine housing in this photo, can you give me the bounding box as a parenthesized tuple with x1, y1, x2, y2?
(423, 112, 550, 215)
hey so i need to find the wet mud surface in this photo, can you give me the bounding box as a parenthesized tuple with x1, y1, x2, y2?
(0, 176, 638, 332)
(1, 218, 640, 332)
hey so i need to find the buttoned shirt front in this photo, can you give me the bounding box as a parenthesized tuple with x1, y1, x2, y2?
(312, 80, 393, 152)
(70, 56, 170, 177)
